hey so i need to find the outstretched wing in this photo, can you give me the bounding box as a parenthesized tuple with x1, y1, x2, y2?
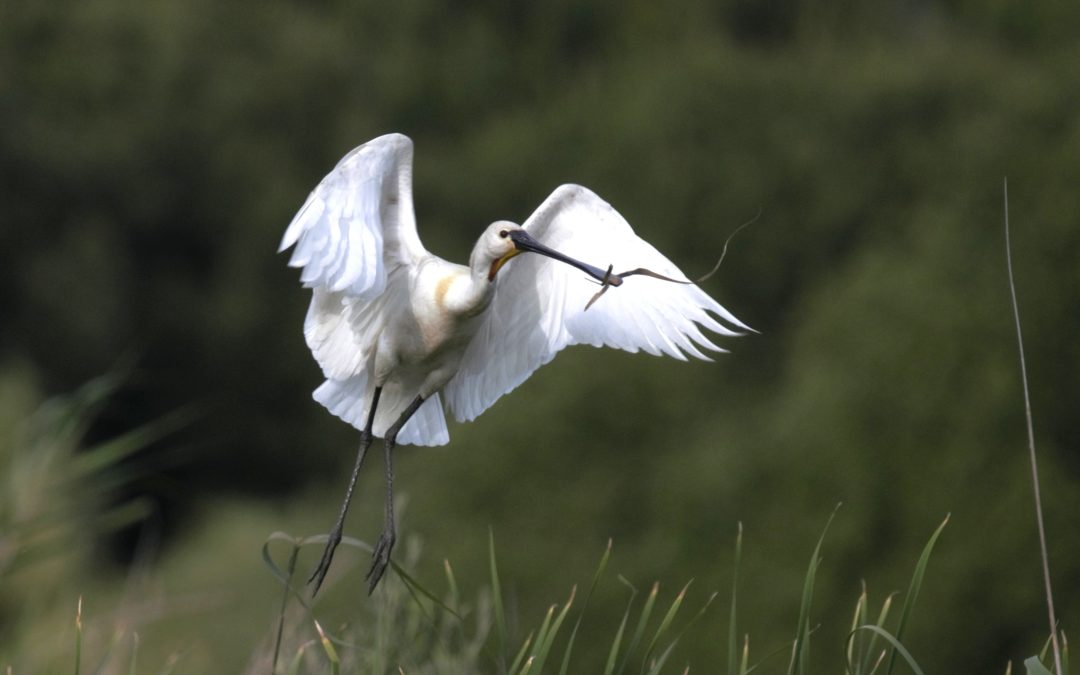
(444, 184, 749, 423)
(280, 134, 446, 446)
(279, 133, 427, 299)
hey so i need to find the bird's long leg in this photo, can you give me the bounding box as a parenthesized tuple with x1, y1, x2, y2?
(366, 394, 425, 593)
(308, 386, 383, 596)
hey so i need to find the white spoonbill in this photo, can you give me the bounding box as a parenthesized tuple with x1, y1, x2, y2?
(280, 133, 748, 594)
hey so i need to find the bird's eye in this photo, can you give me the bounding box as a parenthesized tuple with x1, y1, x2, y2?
(498, 229, 509, 238)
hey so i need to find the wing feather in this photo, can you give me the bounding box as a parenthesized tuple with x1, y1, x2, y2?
(282, 134, 426, 374)
(282, 134, 452, 445)
(444, 184, 748, 423)
(280, 133, 426, 298)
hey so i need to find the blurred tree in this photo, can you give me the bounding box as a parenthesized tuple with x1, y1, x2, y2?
(1, 0, 1078, 671)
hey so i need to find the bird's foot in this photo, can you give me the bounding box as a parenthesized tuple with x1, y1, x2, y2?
(308, 527, 342, 597)
(365, 529, 395, 594)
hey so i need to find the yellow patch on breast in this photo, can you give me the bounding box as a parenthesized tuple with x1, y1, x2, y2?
(435, 274, 455, 311)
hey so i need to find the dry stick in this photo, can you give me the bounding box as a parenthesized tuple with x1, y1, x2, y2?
(1004, 177, 1062, 675)
(689, 206, 763, 286)
(584, 207, 762, 311)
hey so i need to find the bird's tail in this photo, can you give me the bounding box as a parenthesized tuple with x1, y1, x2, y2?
(313, 375, 450, 446)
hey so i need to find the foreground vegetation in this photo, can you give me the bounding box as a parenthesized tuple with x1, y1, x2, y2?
(0, 372, 1066, 673)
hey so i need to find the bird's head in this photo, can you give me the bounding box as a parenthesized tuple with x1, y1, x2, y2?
(476, 220, 619, 285)
(476, 221, 524, 282)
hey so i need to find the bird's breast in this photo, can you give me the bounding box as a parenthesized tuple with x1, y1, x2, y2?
(434, 274, 455, 311)
(409, 267, 490, 356)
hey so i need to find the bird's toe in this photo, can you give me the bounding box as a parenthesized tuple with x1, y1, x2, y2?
(365, 532, 395, 593)
(307, 530, 342, 596)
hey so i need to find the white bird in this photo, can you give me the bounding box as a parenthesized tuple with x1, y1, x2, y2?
(280, 133, 748, 593)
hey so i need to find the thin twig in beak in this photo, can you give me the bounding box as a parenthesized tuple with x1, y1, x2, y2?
(582, 207, 760, 311)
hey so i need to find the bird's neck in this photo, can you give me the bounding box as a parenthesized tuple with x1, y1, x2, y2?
(432, 264, 495, 319)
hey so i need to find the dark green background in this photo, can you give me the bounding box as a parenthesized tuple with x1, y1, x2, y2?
(3, 0, 1078, 671)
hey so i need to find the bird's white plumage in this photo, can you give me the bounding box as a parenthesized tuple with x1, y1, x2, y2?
(281, 133, 747, 446)
(281, 134, 445, 445)
(443, 185, 749, 423)
(280, 134, 426, 298)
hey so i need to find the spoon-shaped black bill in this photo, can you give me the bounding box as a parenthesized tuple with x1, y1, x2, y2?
(509, 229, 623, 287)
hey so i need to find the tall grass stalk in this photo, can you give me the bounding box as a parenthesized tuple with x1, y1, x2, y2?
(269, 535, 301, 673)
(727, 523, 743, 675)
(603, 582, 634, 675)
(74, 596, 83, 675)
(490, 528, 509, 673)
(557, 539, 612, 675)
(788, 504, 839, 675)
(884, 515, 948, 675)
(1004, 178, 1062, 674)
(615, 580, 658, 675)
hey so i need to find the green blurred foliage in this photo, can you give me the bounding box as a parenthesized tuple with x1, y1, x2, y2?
(2, 0, 1079, 672)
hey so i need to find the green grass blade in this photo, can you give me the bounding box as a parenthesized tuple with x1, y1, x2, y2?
(617, 582, 659, 675)
(559, 539, 613, 675)
(444, 558, 460, 609)
(847, 583, 868, 675)
(299, 532, 372, 553)
(741, 635, 750, 675)
(262, 533, 310, 590)
(640, 581, 692, 672)
(392, 559, 465, 621)
(128, 633, 139, 675)
(845, 628, 876, 675)
(537, 602, 556, 638)
(260, 532, 298, 581)
(41, 371, 124, 444)
(792, 559, 819, 674)
(529, 605, 557, 667)
(885, 514, 949, 675)
(1062, 631, 1069, 675)
(531, 587, 576, 674)
(647, 589, 719, 675)
(269, 538, 300, 675)
(867, 650, 888, 675)
(69, 406, 196, 477)
(1038, 632, 1056, 663)
(1005, 179, 1064, 675)
(859, 594, 896, 674)
(1025, 657, 1054, 675)
(847, 589, 896, 675)
(728, 523, 743, 675)
(644, 640, 679, 675)
(788, 504, 840, 675)
(605, 593, 636, 675)
(261, 533, 315, 615)
(154, 653, 181, 675)
(75, 596, 83, 675)
(94, 499, 155, 534)
(92, 626, 126, 675)
(743, 640, 795, 675)
(851, 626, 924, 675)
(670, 590, 718, 648)
(490, 528, 508, 673)
(442, 557, 465, 650)
(394, 569, 441, 643)
(285, 641, 312, 675)
(315, 620, 340, 675)
(281, 532, 371, 598)
(509, 633, 534, 675)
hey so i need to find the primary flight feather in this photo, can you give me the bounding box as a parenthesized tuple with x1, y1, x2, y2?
(280, 132, 747, 593)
